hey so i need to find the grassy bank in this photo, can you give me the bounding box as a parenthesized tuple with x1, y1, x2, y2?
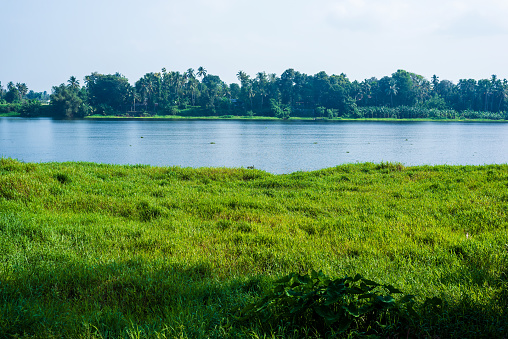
(2, 111, 507, 122)
(84, 115, 508, 122)
(0, 159, 507, 337)
(0, 112, 21, 117)
(84, 114, 285, 120)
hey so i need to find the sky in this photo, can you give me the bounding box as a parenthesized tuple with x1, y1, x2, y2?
(1, 0, 508, 92)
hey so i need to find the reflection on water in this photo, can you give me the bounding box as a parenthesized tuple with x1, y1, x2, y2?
(1, 118, 507, 174)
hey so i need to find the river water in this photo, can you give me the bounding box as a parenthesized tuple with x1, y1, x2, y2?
(1, 118, 507, 174)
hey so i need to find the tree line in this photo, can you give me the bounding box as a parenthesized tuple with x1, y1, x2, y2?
(1, 69, 507, 120)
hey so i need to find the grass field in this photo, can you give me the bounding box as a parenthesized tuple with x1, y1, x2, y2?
(0, 158, 507, 338)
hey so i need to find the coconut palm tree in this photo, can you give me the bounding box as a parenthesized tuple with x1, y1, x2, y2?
(237, 70, 249, 85)
(359, 80, 372, 106)
(490, 74, 503, 112)
(171, 72, 183, 104)
(197, 67, 207, 80)
(186, 78, 198, 106)
(478, 79, 491, 112)
(68, 76, 80, 90)
(16, 83, 28, 101)
(255, 72, 268, 109)
(431, 75, 439, 94)
(385, 81, 398, 107)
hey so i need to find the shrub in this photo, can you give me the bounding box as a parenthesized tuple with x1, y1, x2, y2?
(235, 271, 416, 336)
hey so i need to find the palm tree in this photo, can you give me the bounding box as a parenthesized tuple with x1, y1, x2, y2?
(256, 72, 267, 83)
(360, 80, 371, 105)
(16, 83, 28, 101)
(236, 70, 248, 84)
(490, 74, 503, 112)
(182, 72, 188, 89)
(255, 72, 268, 109)
(247, 84, 254, 110)
(68, 76, 80, 90)
(197, 67, 207, 80)
(236, 71, 252, 110)
(385, 81, 398, 108)
(187, 78, 198, 106)
(496, 82, 508, 112)
(478, 79, 491, 111)
(126, 87, 135, 112)
(135, 76, 151, 111)
(171, 72, 182, 104)
(431, 75, 439, 94)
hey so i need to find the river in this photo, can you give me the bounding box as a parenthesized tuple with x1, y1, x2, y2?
(1, 118, 507, 174)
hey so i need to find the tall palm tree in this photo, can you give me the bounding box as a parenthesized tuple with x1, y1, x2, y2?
(385, 81, 398, 108)
(16, 83, 28, 101)
(431, 75, 439, 94)
(237, 70, 248, 84)
(239, 70, 250, 84)
(135, 76, 150, 110)
(172, 72, 182, 104)
(490, 74, 503, 112)
(478, 79, 491, 111)
(361, 80, 371, 101)
(186, 77, 198, 106)
(255, 72, 268, 109)
(68, 76, 80, 90)
(256, 72, 267, 83)
(247, 84, 254, 110)
(197, 67, 207, 80)
(497, 81, 508, 112)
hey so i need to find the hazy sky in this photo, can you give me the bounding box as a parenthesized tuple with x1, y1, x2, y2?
(2, 0, 507, 92)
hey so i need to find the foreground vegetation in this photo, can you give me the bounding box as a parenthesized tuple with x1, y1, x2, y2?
(1, 159, 507, 337)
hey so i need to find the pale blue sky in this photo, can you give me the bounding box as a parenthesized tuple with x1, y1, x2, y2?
(2, 0, 508, 92)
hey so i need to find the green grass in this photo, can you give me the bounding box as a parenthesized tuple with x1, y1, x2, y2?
(83, 115, 508, 122)
(2, 110, 506, 121)
(85, 115, 301, 120)
(0, 112, 21, 117)
(1, 159, 507, 337)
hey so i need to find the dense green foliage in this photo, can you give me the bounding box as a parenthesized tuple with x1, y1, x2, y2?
(0, 81, 26, 104)
(236, 271, 418, 336)
(50, 82, 90, 118)
(0, 81, 50, 117)
(1, 158, 507, 337)
(86, 73, 132, 115)
(2, 69, 508, 119)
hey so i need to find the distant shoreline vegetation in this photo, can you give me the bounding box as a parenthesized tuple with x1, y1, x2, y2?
(1, 69, 507, 121)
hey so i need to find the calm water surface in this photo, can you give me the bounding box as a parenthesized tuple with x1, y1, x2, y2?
(1, 118, 507, 174)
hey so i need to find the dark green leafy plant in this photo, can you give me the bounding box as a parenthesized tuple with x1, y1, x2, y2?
(235, 270, 417, 336)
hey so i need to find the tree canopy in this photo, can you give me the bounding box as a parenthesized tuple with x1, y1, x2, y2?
(2, 68, 508, 120)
